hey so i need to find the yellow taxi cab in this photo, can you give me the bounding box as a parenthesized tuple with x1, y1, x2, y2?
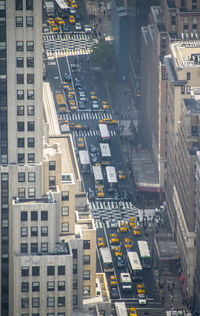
(97, 237, 105, 248)
(59, 120, 68, 125)
(96, 186, 104, 198)
(69, 123, 82, 129)
(118, 170, 126, 180)
(71, 1, 78, 8)
(109, 275, 117, 287)
(68, 99, 76, 106)
(132, 226, 141, 236)
(48, 18, 55, 26)
(62, 81, 70, 90)
(102, 101, 110, 110)
(57, 106, 67, 114)
(110, 233, 119, 245)
(69, 15, 76, 24)
(90, 91, 98, 100)
(69, 104, 78, 111)
(77, 137, 85, 148)
(136, 283, 145, 295)
(98, 118, 118, 125)
(55, 17, 65, 25)
(114, 246, 122, 257)
(128, 217, 137, 228)
(123, 237, 132, 249)
(120, 221, 128, 233)
(68, 94, 75, 101)
(128, 307, 137, 316)
(67, 88, 75, 95)
(50, 23, 59, 32)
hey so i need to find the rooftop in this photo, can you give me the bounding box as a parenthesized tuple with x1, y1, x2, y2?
(171, 41, 200, 69)
(155, 233, 180, 261)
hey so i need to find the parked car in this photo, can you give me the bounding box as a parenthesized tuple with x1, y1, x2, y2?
(88, 188, 95, 200)
(75, 22, 82, 31)
(110, 287, 120, 299)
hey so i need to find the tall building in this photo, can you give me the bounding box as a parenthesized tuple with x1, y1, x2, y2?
(0, 1, 110, 315)
(164, 42, 200, 301)
(140, 0, 200, 199)
(195, 151, 200, 309)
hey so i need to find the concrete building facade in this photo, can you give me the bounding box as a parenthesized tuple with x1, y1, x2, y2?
(195, 151, 200, 309)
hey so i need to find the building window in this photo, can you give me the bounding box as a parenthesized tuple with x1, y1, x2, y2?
(27, 89, 34, 100)
(73, 295, 77, 305)
(21, 298, 29, 308)
(27, 105, 34, 116)
(181, 0, 185, 7)
(28, 137, 35, 147)
(28, 187, 35, 198)
(58, 266, 65, 276)
(61, 222, 69, 233)
(41, 226, 48, 236)
(181, 86, 185, 94)
(17, 122, 25, 132)
(32, 282, 40, 292)
(21, 266, 29, 277)
(17, 74, 24, 84)
(21, 243, 28, 254)
(73, 279, 77, 290)
(41, 211, 48, 221)
(32, 297, 40, 308)
(47, 281, 55, 291)
(28, 172, 35, 182)
(21, 282, 29, 292)
(192, 0, 197, 10)
(18, 137, 24, 148)
(17, 105, 24, 116)
(26, 16, 33, 27)
(16, 16, 23, 27)
(72, 249, 77, 259)
(31, 243, 38, 253)
(47, 314, 55, 316)
(73, 264, 77, 274)
(16, 41, 24, 51)
(31, 211, 38, 221)
(49, 176, 56, 187)
(21, 211, 28, 222)
(83, 270, 90, 280)
(17, 57, 24, 67)
(186, 86, 191, 94)
(41, 242, 48, 252)
(58, 313, 65, 316)
(58, 297, 65, 307)
(27, 57, 34, 67)
(18, 188, 25, 198)
(58, 281, 65, 291)
(18, 154, 25, 164)
(26, 0, 33, 10)
(49, 161, 56, 170)
(47, 297, 55, 307)
(31, 227, 38, 237)
(26, 41, 34, 51)
(83, 286, 90, 296)
(21, 227, 28, 237)
(83, 255, 90, 265)
(18, 172, 25, 182)
(16, 0, 23, 10)
(17, 90, 24, 100)
(187, 72, 191, 80)
(47, 266, 54, 276)
(32, 266, 40, 276)
(28, 153, 35, 163)
(27, 73, 34, 84)
(61, 206, 69, 216)
(83, 240, 90, 249)
(61, 191, 69, 201)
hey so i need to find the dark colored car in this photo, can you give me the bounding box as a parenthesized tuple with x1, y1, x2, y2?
(64, 73, 71, 82)
(88, 188, 95, 200)
(110, 287, 120, 299)
(61, 24, 70, 32)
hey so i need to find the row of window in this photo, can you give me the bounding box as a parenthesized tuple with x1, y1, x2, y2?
(18, 172, 35, 182)
(21, 313, 66, 316)
(21, 297, 66, 308)
(17, 105, 34, 116)
(18, 137, 35, 147)
(21, 281, 66, 292)
(17, 90, 35, 100)
(21, 211, 48, 221)
(17, 41, 34, 51)
(18, 153, 35, 164)
(17, 122, 35, 132)
(18, 187, 36, 198)
(16, 0, 33, 10)
(16, 16, 34, 27)
(21, 226, 48, 237)
(17, 56, 34, 68)
(22, 266, 66, 277)
(17, 74, 34, 84)
(21, 242, 48, 253)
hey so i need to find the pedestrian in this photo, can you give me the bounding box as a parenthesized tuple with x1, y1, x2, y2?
(172, 282, 175, 288)
(99, 17, 101, 24)
(168, 284, 170, 291)
(103, 9, 106, 16)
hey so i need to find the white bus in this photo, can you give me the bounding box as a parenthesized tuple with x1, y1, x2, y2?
(79, 150, 90, 173)
(120, 273, 132, 292)
(99, 124, 110, 142)
(127, 251, 143, 281)
(137, 240, 151, 269)
(92, 165, 103, 187)
(43, 0, 55, 16)
(115, 302, 128, 316)
(100, 247, 114, 273)
(54, 0, 69, 17)
(106, 166, 117, 192)
(100, 143, 111, 165)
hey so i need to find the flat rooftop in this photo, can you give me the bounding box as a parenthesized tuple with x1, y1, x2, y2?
(155, 233, 180, 261)
(171, 41, 200, 69)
